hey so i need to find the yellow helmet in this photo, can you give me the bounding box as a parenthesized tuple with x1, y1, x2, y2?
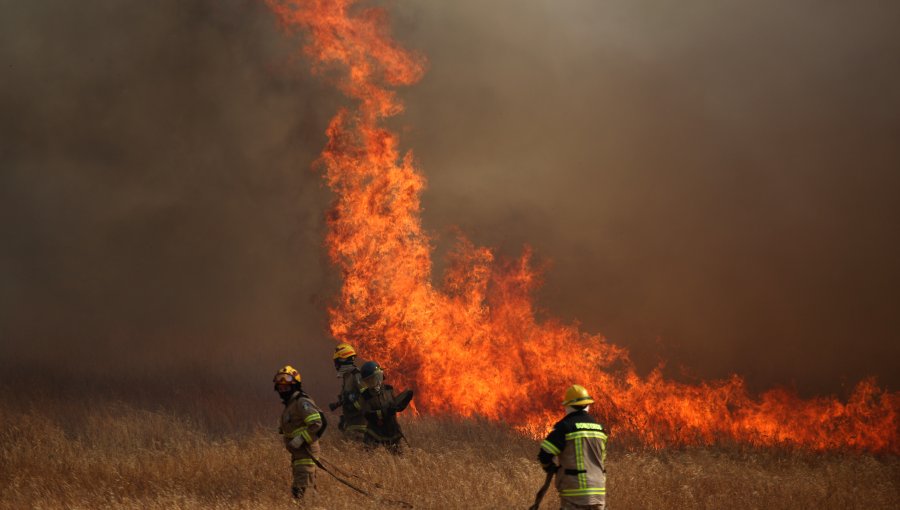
(333, 342, 357, 360)
(273, 365, 301, 386)
(562, 384, 594, 407)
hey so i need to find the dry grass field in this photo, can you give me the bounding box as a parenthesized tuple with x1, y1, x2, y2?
(1, 377, 897, 510)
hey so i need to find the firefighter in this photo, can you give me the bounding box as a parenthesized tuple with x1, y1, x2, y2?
(537, 384, 608, 510)
(328, 342, 367, 439)
(274, 365, 327, 501)
(358, 361, 413, 453)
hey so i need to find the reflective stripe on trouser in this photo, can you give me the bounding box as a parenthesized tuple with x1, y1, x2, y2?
(291, 460, 315, 489)
(345, 424, 367, 435)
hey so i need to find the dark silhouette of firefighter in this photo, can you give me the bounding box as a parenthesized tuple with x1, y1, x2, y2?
(274, 365, 326, 500)
(329, 342, 367, 439)
(537, 384, 608, 510)
(358, 361, 413, 452)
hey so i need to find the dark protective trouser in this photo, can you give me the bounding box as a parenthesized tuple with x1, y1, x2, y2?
(291, 460, 316, 498)
(560, 498, 605, 510)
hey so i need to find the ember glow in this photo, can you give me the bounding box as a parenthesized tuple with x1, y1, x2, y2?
(267, 0, 899, 452)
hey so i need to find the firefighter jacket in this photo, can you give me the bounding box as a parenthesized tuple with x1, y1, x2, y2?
(537, 410, 607, 506)
(337, 366, 366, 434)
(359, 384, 410, 445)
(279, 391, 324, 468)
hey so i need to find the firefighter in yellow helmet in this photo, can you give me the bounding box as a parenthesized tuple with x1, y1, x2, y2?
(274, 365, 326, 500)
(328, 342, 367, 439)
(537, 384, 608, 510)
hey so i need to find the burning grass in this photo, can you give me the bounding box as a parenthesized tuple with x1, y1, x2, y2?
(1, 383, 897, 509)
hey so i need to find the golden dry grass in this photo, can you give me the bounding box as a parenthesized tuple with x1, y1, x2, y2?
(1, 383, 897, 509)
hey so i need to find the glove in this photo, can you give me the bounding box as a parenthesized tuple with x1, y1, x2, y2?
(288, 435, 305, 450)
(542, 463, 559, 474)
(328, 402, 340, 411)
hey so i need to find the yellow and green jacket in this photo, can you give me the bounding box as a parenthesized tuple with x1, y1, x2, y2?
(537, 410, 608, 506)
(279, 391, 324, 468)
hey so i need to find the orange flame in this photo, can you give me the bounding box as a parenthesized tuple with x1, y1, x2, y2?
(267, 0, 899, 452)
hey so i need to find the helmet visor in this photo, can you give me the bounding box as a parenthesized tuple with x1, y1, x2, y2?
(361, 370, 383, 389)
(274, 372, 297, 384)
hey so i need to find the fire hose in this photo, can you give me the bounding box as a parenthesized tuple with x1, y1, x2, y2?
(528, 469, 556, 510)
(304, 447, 413, 508)
(316, 454, 384, 489)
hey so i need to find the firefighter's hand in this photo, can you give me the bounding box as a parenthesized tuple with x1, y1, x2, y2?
(288, 435, 305, 450)
(328, 402, 340, 411)
(542, 463, 559, 474)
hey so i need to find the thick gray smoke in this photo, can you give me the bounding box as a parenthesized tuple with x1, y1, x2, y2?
(0, 0, 340, 385)
(397, 0, 900, 394)
(1, 0, 898, 395)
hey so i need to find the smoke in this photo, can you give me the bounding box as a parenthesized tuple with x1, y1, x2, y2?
(393, 0, 900, 394)
(0, 0, 340, 385)
(2, 0, 898, 394)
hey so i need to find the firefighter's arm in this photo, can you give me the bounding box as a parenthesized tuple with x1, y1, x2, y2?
(304, 411, 323, 442)
(286, 405, 323, 449)
(600, 430, 608, 464)
(390, 389, 414, 412)
(342, 391, 361, 413)
(356, 390, 370, 414)
(537, 425, 566, 470)
(351, 380, 366, 413)
(286, 425, 310, 450)
(380, 386, 412, 415)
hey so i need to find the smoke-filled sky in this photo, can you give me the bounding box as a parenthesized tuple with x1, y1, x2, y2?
(2, 0, 898, 395)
